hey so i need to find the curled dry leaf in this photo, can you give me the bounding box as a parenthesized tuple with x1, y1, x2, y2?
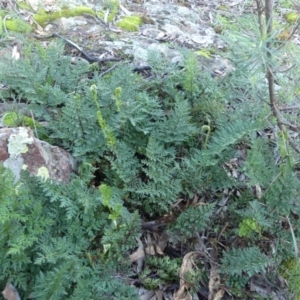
(249, 274, 275, 298)
(174, 252, 202, 300)
(11, 45, 20, 61)
(155, 290, 163, 300)
(139, 289, 155, 300)
(154, 231, 169, 255)
(2, 283, 21, 300)
(212, 289, 225, 300)
(255, 184, 262, 199)
(130, 238, 145, 274)
(208, 266, 221, 300)
(190, 194, 199, 207)
(179, 252, 201, 287)
(173, 285, 192, 300)
(145, 232, 156, 256)
(208, 246, 224, 300)
(129, 246, 144, 263)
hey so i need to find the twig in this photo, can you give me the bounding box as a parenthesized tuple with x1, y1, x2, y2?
(279, 105, 300, 111)
(255, 0, 265, 36)
(3, 15, 9, 34)
(53, 33, 121, 63)
(35, 32, 122, 64)
(99, 63, 120, 77)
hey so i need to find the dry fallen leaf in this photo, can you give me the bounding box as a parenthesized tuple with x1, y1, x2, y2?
(173, 285, 192, 300)
(174, 252, 202, 300)
(11, 45, 20, 61)
(249, 274, 274, 298)
(155, 290, 163, 300)
(2, 283, 21, 300)
(208, 266, 221, 300)
(130, 248, 145, 263)
(145, 232, 156, 256)
(255, 184, 262, 199)
(130, 238, 145, 274)
(154, 231, 169, 255)
(139, 289, 155, 300)
(212, 289, 225, 300)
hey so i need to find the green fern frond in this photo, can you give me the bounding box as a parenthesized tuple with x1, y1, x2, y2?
(221, 247, 269, 277)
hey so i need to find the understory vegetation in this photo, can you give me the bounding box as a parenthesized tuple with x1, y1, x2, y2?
(1, 0, 300, 299)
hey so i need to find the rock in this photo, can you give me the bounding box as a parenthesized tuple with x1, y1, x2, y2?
(0, 127, 76, 183)
(37, 0, 224, 67)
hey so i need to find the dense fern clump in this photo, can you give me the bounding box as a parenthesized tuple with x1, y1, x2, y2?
(0, 164, 139, 299)
(0, 22, 300, 297)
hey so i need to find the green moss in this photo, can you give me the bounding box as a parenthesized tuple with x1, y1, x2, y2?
(73, 6, 95, 16)
(5, 18, 32, 33)
(285, 12, 300, 23)
(34, 6, 96, 27)
(3, 111, 42, 128)
(194, 49, 211, 59)
(280, 258, 300, 299)
(117, 15, 142, 32)
(97, 0, 119, 22)
(2, 111, 52, 141)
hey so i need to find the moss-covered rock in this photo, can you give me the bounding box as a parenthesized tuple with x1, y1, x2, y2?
(34, 6, 96, 27)
(117, 15, 142, 32)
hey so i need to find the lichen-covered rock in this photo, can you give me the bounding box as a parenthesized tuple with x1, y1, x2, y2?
(0, 127, 76, 183)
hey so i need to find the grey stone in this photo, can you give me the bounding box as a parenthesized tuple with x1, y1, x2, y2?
(0, 127, 76, 183)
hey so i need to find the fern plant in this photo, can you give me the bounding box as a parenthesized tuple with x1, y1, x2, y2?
(170, 203, 216, 238)
(1, 9, 300, 297)
(0, 164, 139, 299)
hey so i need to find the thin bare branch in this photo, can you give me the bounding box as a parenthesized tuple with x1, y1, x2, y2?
(255, 0, 265, 36)
(264, 0, 300, 154)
